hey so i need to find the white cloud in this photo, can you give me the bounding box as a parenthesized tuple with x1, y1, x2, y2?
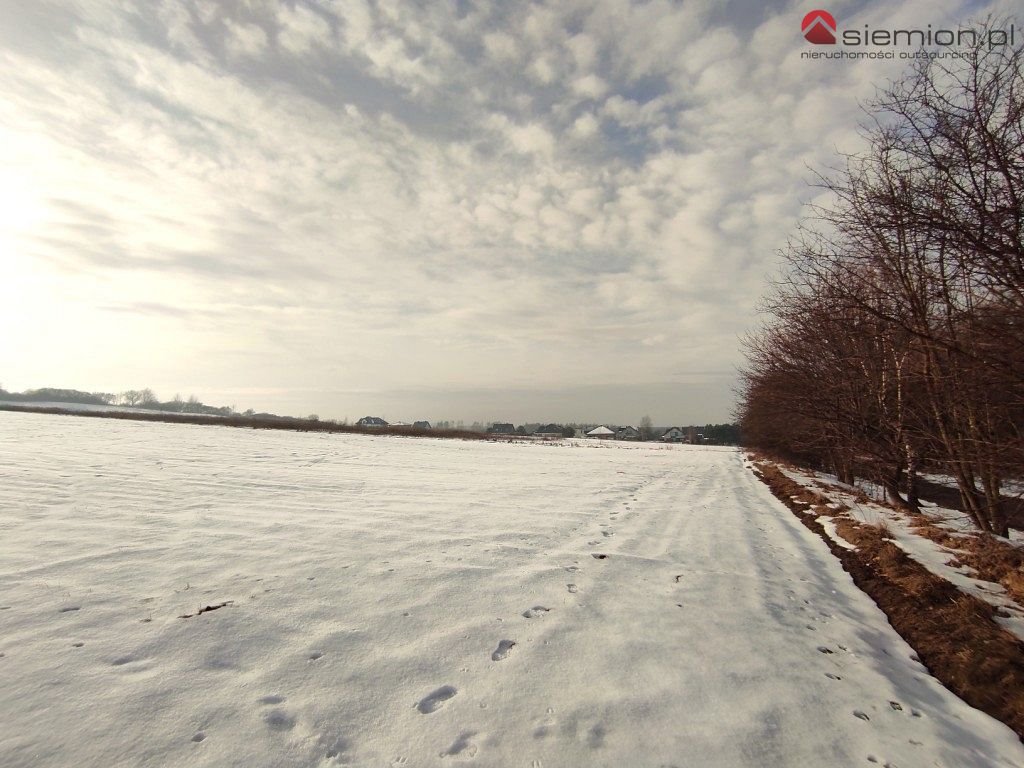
(224, 19, 268, 58)
(483, 31, 518, 61)
(571, 73, 609, 100)
(572, 112, 600, 138)
(566, 32, 599, 71)
(0, 0, 1002, 422)
(276, 3, 333, 55)
(530, 56, 557, 84)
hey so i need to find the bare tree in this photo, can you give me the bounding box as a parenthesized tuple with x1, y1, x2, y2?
(741, 22, 1023, 536)
(120, 390, 143, 407)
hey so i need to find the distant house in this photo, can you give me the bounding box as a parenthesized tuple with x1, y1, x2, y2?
(389, 421, 411, 427)
(357, 416, 388, 428)
(534, 424, 565, 439)
(661, 426, 685, 442)
(615, 425, 641, 441)
(488, 423, 516, 435)
(412, 421, 431, 430)
(586, 425, 615, 440)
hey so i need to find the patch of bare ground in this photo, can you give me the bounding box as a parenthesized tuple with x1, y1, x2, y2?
(752, 460, 1024, 741)
(771, 460, 1024, 610)
(903, 513, 1024, 607)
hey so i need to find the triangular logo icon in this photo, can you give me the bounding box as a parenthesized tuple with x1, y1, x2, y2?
(802, 10, 837, 44)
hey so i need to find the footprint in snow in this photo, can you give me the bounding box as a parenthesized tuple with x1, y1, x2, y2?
(417, 686, 458, 714)
(258, 695, 286, 705)
(866, 756, 898, 767)
(325, 735, 353, 762)
(587, 723, 607, 749)
(264, 709, 296, 731)
(817, 646, 834, 654)
(853, 710, 870, 721)
(567, 584, 578, 594)
(58, 606, 81, 613)
(191, 732, 206, 743)
(492, 640, 516, 661)
(522, 606, 551, 618)
(592, 554, 608, 560)
(440, 731, 479, 759)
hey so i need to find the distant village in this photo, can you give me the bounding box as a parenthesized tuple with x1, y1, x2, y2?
(355, 416, 739, 445)
(0, 388, 739, 445)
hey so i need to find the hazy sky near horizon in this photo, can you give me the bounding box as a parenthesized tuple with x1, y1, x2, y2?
(0, 0, 1009, 424)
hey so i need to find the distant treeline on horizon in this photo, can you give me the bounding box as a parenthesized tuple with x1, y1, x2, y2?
(0, 386, 740, 445)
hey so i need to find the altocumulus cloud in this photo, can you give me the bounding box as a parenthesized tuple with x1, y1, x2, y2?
(0, 0, 1010, 423)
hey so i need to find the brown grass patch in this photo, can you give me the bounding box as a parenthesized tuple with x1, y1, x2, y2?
(755, 452, 1024, 611)
(900, 511, 1024, 607)
(752, 460, 1024, 741)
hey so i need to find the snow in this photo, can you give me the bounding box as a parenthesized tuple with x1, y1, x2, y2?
(817, 516, 857, 551)
(1, 411, 1022, 768)
(778, 466, 1024, 642)
(921, 473, 1024, 499)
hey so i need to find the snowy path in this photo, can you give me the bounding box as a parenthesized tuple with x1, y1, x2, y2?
(1, 412, 1021, 767)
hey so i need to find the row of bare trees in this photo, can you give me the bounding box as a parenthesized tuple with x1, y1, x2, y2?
(739, 25, 1024, 537)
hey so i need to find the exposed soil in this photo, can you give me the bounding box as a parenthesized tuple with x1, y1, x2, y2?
(752, 460, 1024, 742)
(178, 601, 234, 619)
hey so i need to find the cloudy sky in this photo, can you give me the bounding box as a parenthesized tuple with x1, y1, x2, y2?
(0, 0, 1010, 424)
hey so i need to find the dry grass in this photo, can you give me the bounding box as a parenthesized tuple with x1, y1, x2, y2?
(753, 459, 1024, 741)
(751, 451, 1024, 611)
(901, 511, 1024, 606)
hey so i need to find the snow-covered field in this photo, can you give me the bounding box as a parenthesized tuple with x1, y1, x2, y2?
(1, 412, 1022, 768)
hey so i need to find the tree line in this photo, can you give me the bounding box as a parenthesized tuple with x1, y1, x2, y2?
(0, 386, 247, 417)
(739, 24, 1023, 537)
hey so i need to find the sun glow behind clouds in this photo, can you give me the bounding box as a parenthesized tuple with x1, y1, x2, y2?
(0, 128, 55, 372)
(2, 0, 1004, 421)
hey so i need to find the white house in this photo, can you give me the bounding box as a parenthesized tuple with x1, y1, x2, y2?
(661, 427, 685, 442)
